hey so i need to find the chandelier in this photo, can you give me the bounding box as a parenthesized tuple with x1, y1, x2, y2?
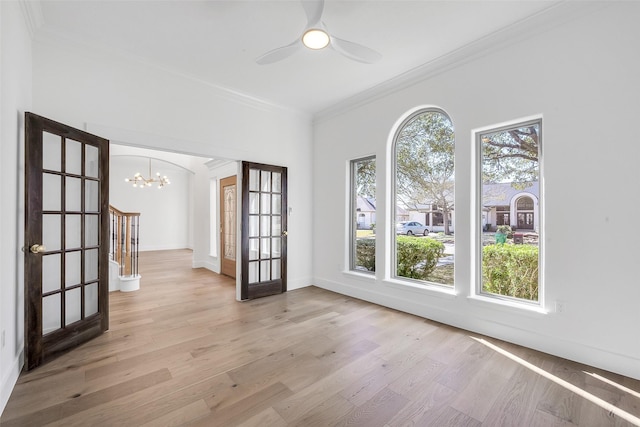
(125, 158, 170, 189)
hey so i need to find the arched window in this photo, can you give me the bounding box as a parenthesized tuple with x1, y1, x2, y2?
(393, 109, 454, 286)
(515, 196, 535, 230)
(517, 197, 534, 210)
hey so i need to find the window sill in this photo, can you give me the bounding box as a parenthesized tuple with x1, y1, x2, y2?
(342, 270, 376, 282)
(383, 278, 457, 299)
(467, 294, 548, 315)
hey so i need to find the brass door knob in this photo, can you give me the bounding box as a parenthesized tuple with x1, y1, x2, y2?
(282, 231, 288, 236)
(30, 244, 46, 254)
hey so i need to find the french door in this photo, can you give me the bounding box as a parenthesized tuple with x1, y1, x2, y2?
(241, 162, 287, 300)
(24, 113, 110, 370)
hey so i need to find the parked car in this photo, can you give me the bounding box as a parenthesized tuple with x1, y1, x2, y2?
(396, 221, 429, 236)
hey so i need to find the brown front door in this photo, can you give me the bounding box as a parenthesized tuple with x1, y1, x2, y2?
(24, 113, 110, 371)
(241, 162, 287, 300)
(220, 175, 237, 278)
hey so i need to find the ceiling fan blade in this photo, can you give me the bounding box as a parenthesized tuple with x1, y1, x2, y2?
(256, 40, 302, 65)
(301, 0, 324, 27)
(331, 36, 382, 64)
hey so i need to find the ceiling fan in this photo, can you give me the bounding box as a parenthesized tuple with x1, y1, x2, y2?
(256, 0, 382, 65)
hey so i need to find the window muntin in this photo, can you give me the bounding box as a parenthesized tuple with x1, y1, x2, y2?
(350, 156, 376, 273)
(479, 119, 541, 303)
(393, 109, 454, 286)
(517, 197, 534, 210)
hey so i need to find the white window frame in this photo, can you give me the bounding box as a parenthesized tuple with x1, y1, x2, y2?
(473, 116, 544, 309)
(349, 155, 376, 274)
(391, 107, 455, 289)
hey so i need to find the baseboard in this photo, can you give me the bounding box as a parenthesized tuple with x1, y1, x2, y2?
(139, 245, 190, 252)
(287, 277, 312, 291)
(313, 276, 640, 381)
(192, 259, 219, 273)
(0, 350, 23, 417)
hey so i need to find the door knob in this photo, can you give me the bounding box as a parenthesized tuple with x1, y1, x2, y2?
(30, 244, 46, 254)
(282, 231, 288, 236)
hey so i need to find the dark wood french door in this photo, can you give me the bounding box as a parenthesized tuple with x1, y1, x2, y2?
(220, 175, 237, 278)
(24, 113, 110, 370)
(241, 162, 287, 300)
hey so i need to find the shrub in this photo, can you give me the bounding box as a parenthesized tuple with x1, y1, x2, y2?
(482, 244, 538, 301)
(355, 238, 376, 271)
(396, 236, 445, 280)
(496, 225, 512, 237)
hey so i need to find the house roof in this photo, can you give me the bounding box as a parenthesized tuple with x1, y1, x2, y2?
(356, 196, 376, 213)
(356, 196, 409, 216)
(482, 182, 539, 207)
(361, 182, 539, 213)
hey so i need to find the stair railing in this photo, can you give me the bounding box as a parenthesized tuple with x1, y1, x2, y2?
(109, 205, 141, 277)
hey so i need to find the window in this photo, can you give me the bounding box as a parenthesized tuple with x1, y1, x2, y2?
(393, 109, 454, 286)
(350, 156, 376, 273)
(478, 119, 541, 303)
(496, 206, 510, 227)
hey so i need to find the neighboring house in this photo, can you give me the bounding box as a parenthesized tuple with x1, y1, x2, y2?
(355, 197, 376, 229)
(408, 204, 455, 233)
(356, 197, 409, 229)
(373, 182, 539, 233)
(411, 182, 538, 232)
(482, 182, 539, 232)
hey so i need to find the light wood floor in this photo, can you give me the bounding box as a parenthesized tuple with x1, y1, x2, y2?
(2, 249, 639, 426)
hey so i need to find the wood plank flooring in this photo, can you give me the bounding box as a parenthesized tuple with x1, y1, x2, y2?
(2, 249, 639, 426)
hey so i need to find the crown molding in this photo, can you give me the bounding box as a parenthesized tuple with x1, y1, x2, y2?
(19, 0, 44, 38)
(313, 1, 608, 124)
(204, 158, 234, 172)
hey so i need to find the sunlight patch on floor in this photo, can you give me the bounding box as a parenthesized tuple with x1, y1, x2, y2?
(471, 337, 640, 426)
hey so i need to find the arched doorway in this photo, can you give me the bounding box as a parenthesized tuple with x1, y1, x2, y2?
(516, 196, 534, 229)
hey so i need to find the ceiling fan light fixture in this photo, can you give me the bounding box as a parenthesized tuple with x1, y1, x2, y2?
(302, 28, 330, 50)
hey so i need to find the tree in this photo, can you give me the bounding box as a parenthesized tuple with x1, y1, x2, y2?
(396, 111, 455, 235)
(356, 157, 376, 198)
(481, 124, 539, 187)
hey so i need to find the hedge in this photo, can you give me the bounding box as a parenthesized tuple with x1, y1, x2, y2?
(396, 236, 445, 280)
(355, 236, 445, 278)
(482, 244, 539, 301)
(355, 238, 376, 271)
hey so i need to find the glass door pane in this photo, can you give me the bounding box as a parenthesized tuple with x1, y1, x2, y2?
(248, 169, 282, 284)
(242, 163, 286, 296)
(224, 184, 236, 261)
(40, 131, 104, 336)
(25, 112, 109, 371)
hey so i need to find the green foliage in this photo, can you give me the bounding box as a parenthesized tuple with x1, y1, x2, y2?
(395, 111, 455, 234)
(355, 238, 376, 271)
(482, 244, 539, 301)
(396, 236, 445, 280)
(481, 124, 539, 184)
(496, 225, 512, 235)
(356, 157, 376, 198)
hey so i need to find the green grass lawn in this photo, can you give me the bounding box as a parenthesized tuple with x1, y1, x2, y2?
(427, 264, 454, 285)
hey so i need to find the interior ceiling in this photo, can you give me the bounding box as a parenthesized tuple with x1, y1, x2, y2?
(34, 0, 561, 115)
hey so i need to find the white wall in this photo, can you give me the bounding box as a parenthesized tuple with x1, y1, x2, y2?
(200, 161, 239, 273)
(313, 3, 640, 380)
(109, 155, 192, 251)
(32, 38, 314, 294)
(0, 0, 32, 414)
(0, 11, 313, 416)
